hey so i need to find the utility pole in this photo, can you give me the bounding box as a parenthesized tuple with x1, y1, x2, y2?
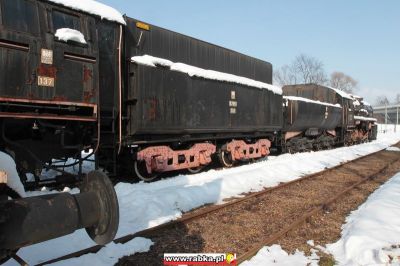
(385, 104, 387, 132)
(396, 106, 399, 133)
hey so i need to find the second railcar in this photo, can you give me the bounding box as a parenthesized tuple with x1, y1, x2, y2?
(98, 19, 283, 180)
(281, 96, 342, 153)
(282, 84, 356, 144)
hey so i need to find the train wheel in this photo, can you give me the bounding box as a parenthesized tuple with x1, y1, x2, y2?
(187, 165, 205, 174)
(134, 161, 158, 182)
(218, 146, 234, 168)
(83, 171, 119, 245)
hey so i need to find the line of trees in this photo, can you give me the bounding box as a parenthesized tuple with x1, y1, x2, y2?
(375, 94, 400, 106)
(274, 54, 399, 106)
(274, 54, 358, 94)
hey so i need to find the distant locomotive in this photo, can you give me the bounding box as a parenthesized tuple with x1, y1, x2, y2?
(281, 84, 377, 153)
(0, 0, 377, 261)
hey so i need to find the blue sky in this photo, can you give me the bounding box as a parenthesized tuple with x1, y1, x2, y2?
(101, 0, 399, 104)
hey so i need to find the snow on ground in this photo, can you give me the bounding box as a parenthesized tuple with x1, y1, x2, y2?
(387, 147, 400, 152)
(5, 130, 400, 265)
(50, 238, 153, 266)
(378, 123, 399, 134)
(0, 152, 25, 197)
(240, 245, 319, 266)
(326, 171, 400, 265)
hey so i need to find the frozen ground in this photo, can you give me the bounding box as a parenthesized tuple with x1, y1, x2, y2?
(243, 170, 400, 266)
(241, 245, 319, 266)
(326, 171, 400, 265)
(4, 129, 400, 266)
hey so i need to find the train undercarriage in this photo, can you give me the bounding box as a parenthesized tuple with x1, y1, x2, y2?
(0, 116, 119, 263)
(122, 137, 273, 182)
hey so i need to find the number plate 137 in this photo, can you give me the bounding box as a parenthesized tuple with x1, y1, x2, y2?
(38, 76, 55, 87)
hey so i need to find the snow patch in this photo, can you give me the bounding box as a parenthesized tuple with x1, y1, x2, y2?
(7, 131, 400, 265)
(362, 100, 371, 106)
(327, 172, 400, 265)
(0, 152, 25, 197)
(47, 0, 125, 25)
(354, 115, 377, 122)
(51, 237, 153, 266)
(325, 86, 353, 100)
(386, 147, 400, 152)
(284, 96, 342, 108)
(241, 245, 319, 266)
(131, 55, 282, 95)
(307, 240, 315, 247)
(55, 28, 87, 44)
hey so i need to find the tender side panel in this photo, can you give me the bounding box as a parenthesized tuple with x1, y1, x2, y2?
(284, 100, 342, 131)
(128, 65, 282, 137)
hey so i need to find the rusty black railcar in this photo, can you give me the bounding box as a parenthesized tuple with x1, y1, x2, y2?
(282, 84, 376, 147)
(101, 18, 283, 180)
(0, 0, 120, 262)
(281, 95, 342, 153)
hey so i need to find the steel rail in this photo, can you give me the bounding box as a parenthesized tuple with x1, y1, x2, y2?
(237, 156, 400, 264)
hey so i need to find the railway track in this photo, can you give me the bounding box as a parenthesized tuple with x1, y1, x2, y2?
(35, 144, 400, 266)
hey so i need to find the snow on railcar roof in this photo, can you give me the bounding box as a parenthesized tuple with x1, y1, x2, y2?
(283, 96, 342, 108)
(131, 55, 282, 95)
(362, 100, 371, 106)
(325, 86, 353, 100)
(354, 115, 377, 122)
(47, 0, 126, 25)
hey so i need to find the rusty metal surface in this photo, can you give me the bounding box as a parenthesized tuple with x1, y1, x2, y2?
(137, 143, 216, 173)
(0, 112, 96, 121)
(0, 97, 96, 108)
(0, 0, 99, 108)
(226, 139, 271, 161)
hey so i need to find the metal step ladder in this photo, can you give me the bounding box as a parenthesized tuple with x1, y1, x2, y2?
(98, 109, 118, 176)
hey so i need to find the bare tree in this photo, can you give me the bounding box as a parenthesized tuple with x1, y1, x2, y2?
(274, 54, 328, 86)
(375, 95, 390, 106)
(330, 71, 358, 93)
(293, 54, 327, 85)
(273, 64, 297, 86)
